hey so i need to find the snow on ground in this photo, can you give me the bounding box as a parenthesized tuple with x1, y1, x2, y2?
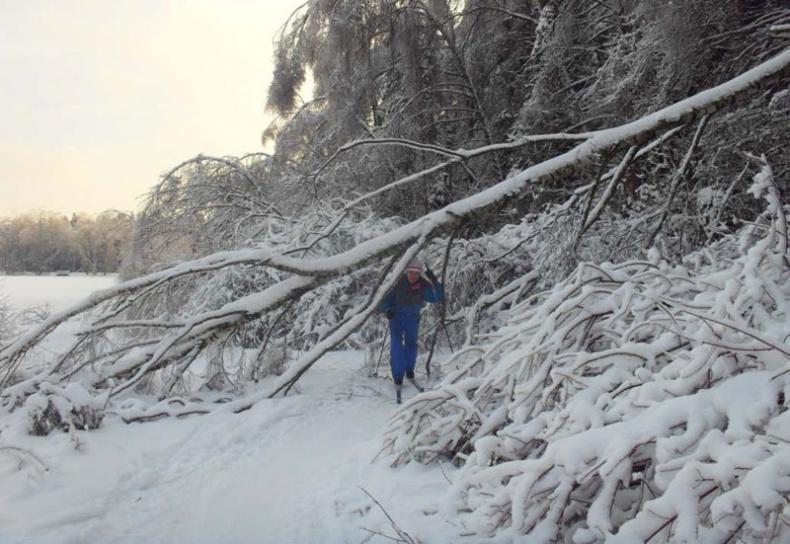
(1, 275, 117, 314)
(1, 275, 118, 377)
(0, 354, 458, 544)
(0, 278, 462, 543)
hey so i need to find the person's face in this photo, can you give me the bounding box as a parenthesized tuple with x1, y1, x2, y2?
(406, 270, 420, 284)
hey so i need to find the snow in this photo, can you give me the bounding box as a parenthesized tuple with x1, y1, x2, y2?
(1, 352, 459, 543)
(1, 275, 117, 314)
(0, 275, 118, 378)
(0, 277, 463, 543)
(380, 181, 790, 541)
(1, 47, 788, 544)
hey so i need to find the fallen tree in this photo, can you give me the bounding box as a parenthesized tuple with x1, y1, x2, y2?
(382, 157, 790, 542)
(0, 48, 788, 428)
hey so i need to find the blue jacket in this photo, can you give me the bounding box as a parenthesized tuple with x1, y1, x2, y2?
(379, 276, 444, 316)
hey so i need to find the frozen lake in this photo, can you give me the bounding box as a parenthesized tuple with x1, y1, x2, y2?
(0, 274, 118, 313)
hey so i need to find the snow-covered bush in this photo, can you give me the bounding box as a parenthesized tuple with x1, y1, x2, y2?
(383, 160, 790, 542)
(23, 382, 105, 436)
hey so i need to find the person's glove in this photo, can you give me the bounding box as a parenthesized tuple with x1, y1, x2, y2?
(425, 267, 438, 283)
(385, 309, 395, 320)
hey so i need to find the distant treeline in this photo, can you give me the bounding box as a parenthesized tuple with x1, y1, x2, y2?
(0, 211, 133, 274)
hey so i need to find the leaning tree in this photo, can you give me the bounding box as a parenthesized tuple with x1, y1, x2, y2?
(0, 47, 787, 429)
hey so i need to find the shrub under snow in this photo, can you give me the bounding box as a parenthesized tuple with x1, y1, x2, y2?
(23, 382, 106, 436)
(383, 160, 790, 542)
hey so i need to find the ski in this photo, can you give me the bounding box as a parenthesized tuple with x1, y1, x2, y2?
(408, 376, 424, 393)
(394, 377, 427, 404)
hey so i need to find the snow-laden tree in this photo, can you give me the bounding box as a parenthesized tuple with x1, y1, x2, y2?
(0, 4, 787, 540)
(0, 48, 787, 428)
(265, 0, 543, 220)
(265, 0, 790, 230)
(0, 211, 132, 275)
(383, 158, 790, 542)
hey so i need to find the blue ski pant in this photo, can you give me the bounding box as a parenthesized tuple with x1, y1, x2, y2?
(389, 313, 420, 384)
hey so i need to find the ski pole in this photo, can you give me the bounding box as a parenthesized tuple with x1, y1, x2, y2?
(425, 226, 458, 376)
(441, 315, 455, 353)
(372, 328, 387, 377)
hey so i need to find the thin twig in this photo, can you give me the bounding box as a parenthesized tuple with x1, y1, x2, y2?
(359, 486, 419, 544)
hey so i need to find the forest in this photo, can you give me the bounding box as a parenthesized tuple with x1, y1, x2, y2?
(1, 1, 789, 541)
(0, 210, 133, 275)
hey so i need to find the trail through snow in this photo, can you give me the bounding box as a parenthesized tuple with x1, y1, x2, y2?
(0, 353, 459, 544)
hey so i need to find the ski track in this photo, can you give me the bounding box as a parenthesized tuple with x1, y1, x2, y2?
(0, 355, 456, 544)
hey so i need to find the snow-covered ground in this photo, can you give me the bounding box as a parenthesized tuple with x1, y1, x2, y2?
(1, 275, 119, 376)
(1, 274, 118, 313)
(0, 278, 460, 544)
(0, 355, 456, 544)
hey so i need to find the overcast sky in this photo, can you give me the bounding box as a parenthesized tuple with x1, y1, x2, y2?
(0, 0, 306, 216)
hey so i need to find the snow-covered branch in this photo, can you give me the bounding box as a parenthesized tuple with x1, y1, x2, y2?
(382, 163, 790, 542)
(1, 48, 788, 431)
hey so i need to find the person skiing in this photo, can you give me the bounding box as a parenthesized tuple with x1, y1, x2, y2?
(379, 257, 444, 404)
